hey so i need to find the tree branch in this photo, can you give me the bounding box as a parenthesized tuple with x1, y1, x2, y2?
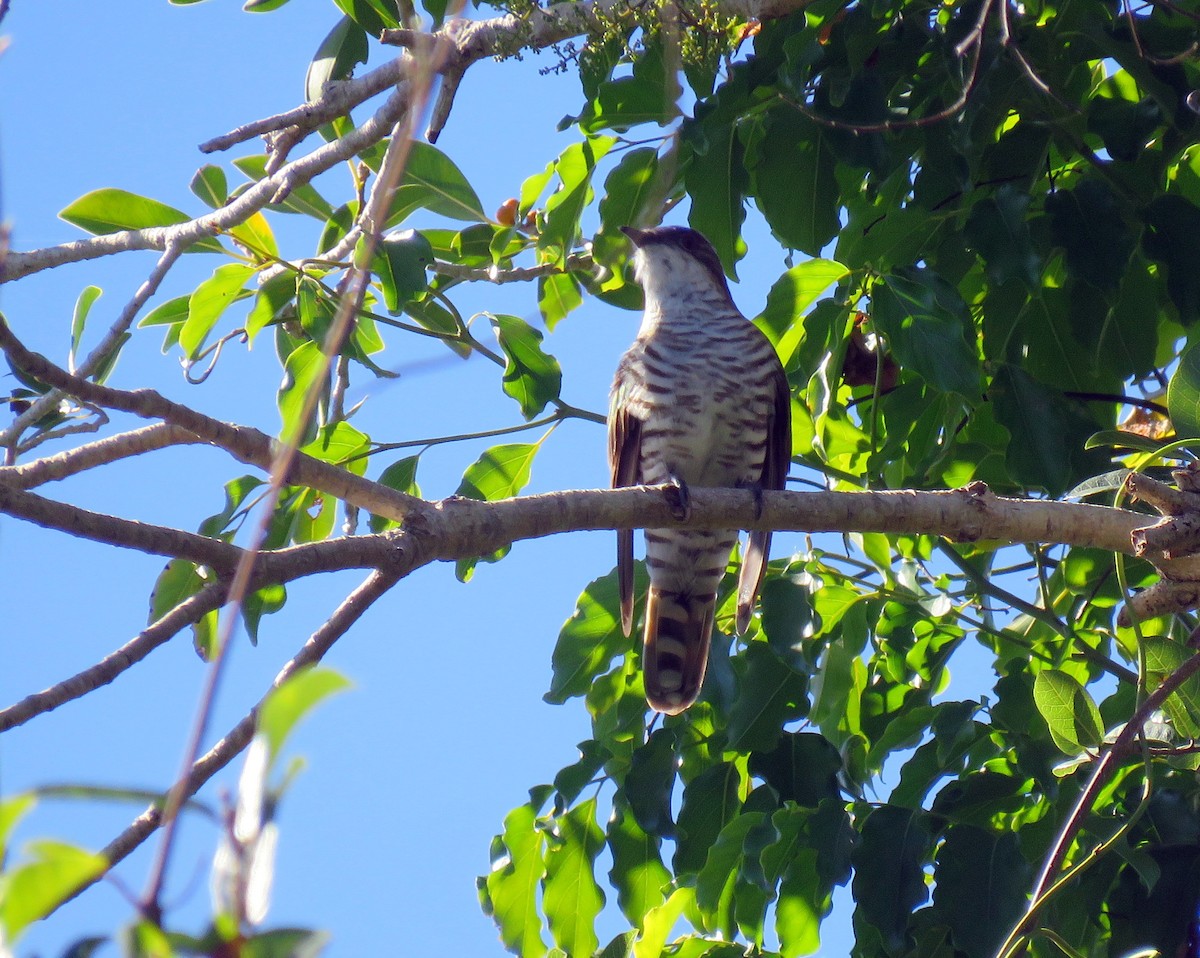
(0, 83, 413, 285)
(0, 424, 203, 489)
(0, 317, 428, 522)
(0, 583, 228, 733)
(0, 482, 245, 571)
(0, 531, 415, 732)
(77, 568, 405, 905)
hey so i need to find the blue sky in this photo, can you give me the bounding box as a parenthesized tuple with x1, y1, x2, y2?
(0, 3, 866, 956)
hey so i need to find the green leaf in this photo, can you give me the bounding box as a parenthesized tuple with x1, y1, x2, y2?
(608, 801, 671, 927)
(747, 732, 842, 807)
(685, 117, 747, 277)
(242, 583, 287, 645)
(540, 138, 614, 264)
(594, 148, 660, 266)
(0, 840, 106, 941)
(1045, 179, 1134, 292)
(233, 156, 334, 219)
(1143, 196, 1200, 325)
(674, 763, 743, 876)
(240, 929, 331, 957)
(331, 0, 400, 34)
(374, 229, 433, 313)
(1143, 638, 1200, 739)
(546, 568, 630, 703)
(369, 456, 422, 532)
(726, 643, 809, 754)
(0, 794, 35, 858)
(484, 801, 547, 956)
(198, 474, 265, 539)
(69, 286, 102, 371)
(138, 295, 190, 330)
(759, 574, 816, 670)
(1166, 340, 1200, 439)
(453, 443, 539, 581)
(180, 263, 256, 358)
(229, 211, 279, 261)
(455, 442, 538, 502)
(750, 110, 839, 256)
(930, 825, 1031, 958)
(695, 811, 766, 940)
(60, 188, 223, 253)
(538, 272, 583, 330)
(553, 740, 611, 808)
(625, 727, 677, 836)
(490, 314, 563, 420)
(257, 665, 351, 763)
(305, 16, 368, 104)
(633, 887, 693, 958)
(990, 363, 1107, 497)
(754, 260, 850, 369)
(301, 421, 370, 471)
(244, 0, 292, 10)
(388, 141, 487, 225)
(190, 164, 229, 209)
(1033, 669, 1104, 755)
(964, 186, 1040, 288)
(148, 559, 217, 658)
(543, 799, 606, 957)
(870, 267, 981, 399)
(850, 805, 935, 952)
(1089, 93, 1161, 164)
(580, 40, 678, 134)
(277, 341, 327, 443)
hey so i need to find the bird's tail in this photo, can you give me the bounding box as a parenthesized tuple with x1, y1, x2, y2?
(642, 588, 715, 715)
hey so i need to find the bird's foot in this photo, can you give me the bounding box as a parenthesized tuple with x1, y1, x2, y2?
(664, 473, 691, 521)
(737, 479, 766, 520)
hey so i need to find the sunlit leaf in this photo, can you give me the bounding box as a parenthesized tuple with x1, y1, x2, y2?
(59, 188, 223, 253)
(484, 800, 548, 956)
(180, 263, 256, 358)
(0, 840, 106, 940)
(258, 665, 352, 763)
(543, 799, 606, 956)
(1033, 669, 1104, 755)
(388, 141, 487, 225)
(69, 285, 102, 372)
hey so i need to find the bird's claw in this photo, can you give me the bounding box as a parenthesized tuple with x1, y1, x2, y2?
(739, 480, 766, 520)
(665, 474, 691, 521)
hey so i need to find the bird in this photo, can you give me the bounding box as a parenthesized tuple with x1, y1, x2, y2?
(609, 225, 792, 715)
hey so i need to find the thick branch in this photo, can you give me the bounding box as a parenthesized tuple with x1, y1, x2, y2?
(413, 481, 1182, 574)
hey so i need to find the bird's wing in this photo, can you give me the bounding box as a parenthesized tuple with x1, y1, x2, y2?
(736, 361, 792, 633)
(609, 381, 643, 638)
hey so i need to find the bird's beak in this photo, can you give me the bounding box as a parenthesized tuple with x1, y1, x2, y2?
(620, 226, 649, 248)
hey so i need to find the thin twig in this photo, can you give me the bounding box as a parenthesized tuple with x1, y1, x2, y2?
(0, 583, 228, 733)
(66, 569, 408, 911)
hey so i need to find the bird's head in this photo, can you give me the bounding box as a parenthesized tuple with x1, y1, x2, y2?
(621, 226, 734, 308)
